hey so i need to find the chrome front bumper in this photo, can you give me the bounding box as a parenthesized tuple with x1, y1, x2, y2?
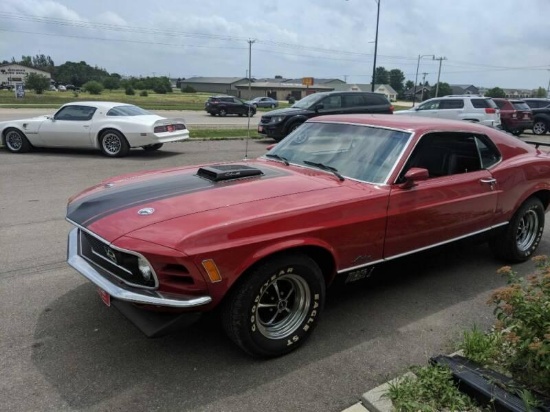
(67, 228, 212, 308)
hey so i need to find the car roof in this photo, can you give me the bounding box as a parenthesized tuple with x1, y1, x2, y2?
(61, 101, 135, 110)
(308, 113, 500, 134)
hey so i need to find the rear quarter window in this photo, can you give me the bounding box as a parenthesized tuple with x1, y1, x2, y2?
(471, 98, 496, 109)
(512, 102, 530, 110)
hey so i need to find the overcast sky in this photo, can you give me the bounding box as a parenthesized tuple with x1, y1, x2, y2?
(1, 0, 549, 90)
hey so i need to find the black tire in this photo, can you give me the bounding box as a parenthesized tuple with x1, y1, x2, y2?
(210, 113, 216, 116)
(490, 197, 544, 262)
(3, 128, 31, 153)
(142, 143, 163, 152)
(288, 122, 303, 134)
(532, 120, 548, 135)
(511, 129, 523, 136)
(219, 108, 227, 117)
(99, 130, 130, 157)
(222, 253, 325, 358)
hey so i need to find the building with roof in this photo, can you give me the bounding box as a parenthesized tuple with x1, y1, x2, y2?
(179, 77, 249, 95)
(0, 63, 52, 88)
(331, 83, 398, 101)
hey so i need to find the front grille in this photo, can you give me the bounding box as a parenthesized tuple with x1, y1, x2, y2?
(78, 230, 156, 288)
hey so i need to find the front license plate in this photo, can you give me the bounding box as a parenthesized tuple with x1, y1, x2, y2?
(258, 125, 263, 132)
(97, 287, 111, 307)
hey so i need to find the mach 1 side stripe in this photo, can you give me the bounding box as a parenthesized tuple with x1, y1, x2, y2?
(66, 167, 285, 227)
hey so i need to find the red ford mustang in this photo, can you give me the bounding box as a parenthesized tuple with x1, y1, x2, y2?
(66, 115, 550, 357)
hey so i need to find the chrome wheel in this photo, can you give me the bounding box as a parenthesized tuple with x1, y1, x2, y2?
(6, 130, 23, 151)
(516, 209, 539, 252)
(255, 274, 311, 339)
(4, 129, 31, 153)
(533, 121, 547, 135)
(100, 130, 129, 157)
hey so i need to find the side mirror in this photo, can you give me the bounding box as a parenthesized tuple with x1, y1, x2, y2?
(314, 103, 324, 112)
(400, 167, 429, 189)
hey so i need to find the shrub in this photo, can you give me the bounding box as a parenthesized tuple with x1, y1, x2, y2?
(487, 261, 550, 393)
(83, 81, 103, 95)
(182, 85, 196, 93)
(125, 86, 135, 96)
(140, 90, 148, 97)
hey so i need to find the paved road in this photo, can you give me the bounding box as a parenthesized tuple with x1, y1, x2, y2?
(0, 108, 261, 129)
(1, 117, 549, 411)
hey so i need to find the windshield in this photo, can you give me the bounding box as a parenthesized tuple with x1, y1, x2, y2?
(291, 93, 328, 109)
(266, 121, 411, 184)
(106, 105, 152, 116)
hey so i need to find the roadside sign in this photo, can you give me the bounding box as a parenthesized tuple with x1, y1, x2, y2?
(302, 77, 314, 87)
(15, 83, 25, 99)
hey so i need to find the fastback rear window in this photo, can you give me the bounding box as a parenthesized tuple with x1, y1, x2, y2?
(107, 105, 152, 116)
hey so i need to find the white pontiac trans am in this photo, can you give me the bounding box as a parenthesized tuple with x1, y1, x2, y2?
(0, 101, 189, 157)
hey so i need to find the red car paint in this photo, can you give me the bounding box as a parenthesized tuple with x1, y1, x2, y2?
(66, 114, 550, 342)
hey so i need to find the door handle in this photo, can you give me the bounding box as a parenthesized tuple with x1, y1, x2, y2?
(83, 125, 89, 128)
(480, 178, 497, 190)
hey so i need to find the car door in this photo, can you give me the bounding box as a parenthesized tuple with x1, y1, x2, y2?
(384, 132, 499, 258)
(412, 99, 441, 119)
(38, 105, 96, 147)
(436, 99, 465, 120)
(317, 94, 344, 115)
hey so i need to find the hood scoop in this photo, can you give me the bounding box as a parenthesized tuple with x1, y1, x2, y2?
(197, 164, 264, 182)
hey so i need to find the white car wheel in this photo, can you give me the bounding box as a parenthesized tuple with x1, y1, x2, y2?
(100, 130, 130, 157)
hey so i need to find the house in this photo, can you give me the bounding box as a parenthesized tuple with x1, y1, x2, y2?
(502, 88, 534, 98)
(234, 81, 332, 100)
(0, 63, 52, 88)
(450, 84, 479, 95)
(179, 77, 248, 95)
(404, 86, 432, 101)
(331, 83, 398, 101)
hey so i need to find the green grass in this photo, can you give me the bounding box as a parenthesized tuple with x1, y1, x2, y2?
(190, 128, 260, 139)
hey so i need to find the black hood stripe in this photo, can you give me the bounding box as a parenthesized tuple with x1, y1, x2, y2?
(67, 166, 287, 227)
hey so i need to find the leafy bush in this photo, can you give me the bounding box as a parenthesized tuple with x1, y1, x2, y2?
(83, 81, 103, 95)
(488, 261, 550, 393)
(387, 365, 480, 411)
(182, 85, 196, 93)
(140, 90, 148, 97)
(125, 86, 135, 96)
(25, 73, 51, 94)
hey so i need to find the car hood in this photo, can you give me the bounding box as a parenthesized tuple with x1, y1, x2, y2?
(66, 160, 372, 244)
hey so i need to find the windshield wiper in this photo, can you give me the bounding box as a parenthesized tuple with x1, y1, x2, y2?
(303, 160, 345, 181)
(265, 153, 289, 165)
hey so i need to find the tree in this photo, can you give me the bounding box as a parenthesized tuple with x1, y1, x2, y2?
(485, 87, 506, 98)
(55, 61, 109, 87)
(83, 80, 103, 95)
(430, 82, 452, 98)
(535, 87, 548, 98)
(374, 67, 389, 85)
(389, 69, 405, 94)
(25, 72, 51, 94)
(405, 80, 414, 90)
(102, 76, 120, 91)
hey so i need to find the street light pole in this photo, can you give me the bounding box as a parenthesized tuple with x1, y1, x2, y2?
(371, 0, 380, 92)
(412, 54, 435, 107)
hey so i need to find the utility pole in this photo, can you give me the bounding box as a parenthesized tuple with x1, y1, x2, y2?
(434, 56, 447, 97)
(245, 38, 256, 159)
(413, 54, 435, 107)
(371, 0, 380, 92)
(420, 72, 428, 101)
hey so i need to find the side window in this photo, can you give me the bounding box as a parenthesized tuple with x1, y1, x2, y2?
(343, 94, 366, 108)
(418, 100, 440, 110)
(401, 132, 482, 180)
(439, 99, 464, 109)
(474, 135, 501, 168)
(364, 94, 387, 105)
(54, 105, 96, 121)
(321, 95, 342, 109)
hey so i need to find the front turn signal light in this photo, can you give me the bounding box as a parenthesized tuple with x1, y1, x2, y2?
(201, 259, 222, 283)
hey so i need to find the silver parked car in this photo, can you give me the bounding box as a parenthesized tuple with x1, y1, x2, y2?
(246, 97, 279, 108)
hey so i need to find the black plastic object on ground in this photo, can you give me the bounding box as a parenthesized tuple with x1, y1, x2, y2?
(431, 355, 550, 412)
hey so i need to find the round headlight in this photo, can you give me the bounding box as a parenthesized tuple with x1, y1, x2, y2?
(137, 256, 153, 281)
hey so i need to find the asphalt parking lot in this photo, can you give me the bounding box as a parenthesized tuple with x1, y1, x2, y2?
(1, 114, 550, 411)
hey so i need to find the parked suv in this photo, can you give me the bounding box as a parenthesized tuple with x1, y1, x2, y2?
(204, 95, 256, 117)
(257, 91, 393, 141)
(523, 98, 550, 135)
(492, 98, 533, 135)
(395, 95, 501, 127)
